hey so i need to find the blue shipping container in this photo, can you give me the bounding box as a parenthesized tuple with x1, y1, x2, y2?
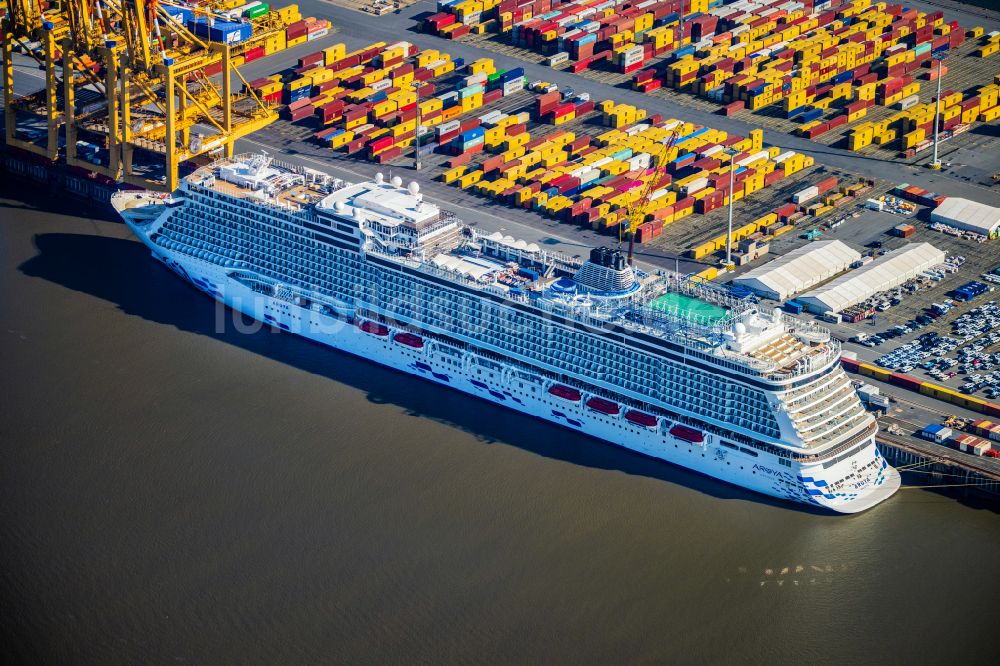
(502, 67, 525, 81)
(800, 108, 823, 122)
(190, 19, 252, 45)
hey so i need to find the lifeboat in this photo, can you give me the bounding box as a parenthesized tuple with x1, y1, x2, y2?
(624, 409, 658, 428)
(357, 320, 390, 337)
(548, 384, 582, 401)
(670, 424, 704, 443)
(393, 332, 424, 349)
(586, 396, 620, 416)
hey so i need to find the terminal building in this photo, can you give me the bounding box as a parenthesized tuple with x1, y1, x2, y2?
(731, 240, 861, 301)
(931, 197, 1000, 239)
(797, 242, 946, 314)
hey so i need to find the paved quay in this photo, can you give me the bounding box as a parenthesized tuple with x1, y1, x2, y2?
(261, 1, 1000, 205)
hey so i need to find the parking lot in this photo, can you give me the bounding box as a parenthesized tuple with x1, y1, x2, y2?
(871, 300, 1000, 399)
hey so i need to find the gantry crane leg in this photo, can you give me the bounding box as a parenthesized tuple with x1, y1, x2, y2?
(161, 61, 178, 192)
(3, 24, 15, 149)
(43, 30, 59, 159)
(63, 39, 76, 164)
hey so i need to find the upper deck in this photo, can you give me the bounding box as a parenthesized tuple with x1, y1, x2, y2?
(177, 154, 840, 383)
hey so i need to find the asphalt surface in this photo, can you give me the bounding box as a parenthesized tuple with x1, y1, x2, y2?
(263, 0, 1000, 206)
(7, 0, 1000, 208)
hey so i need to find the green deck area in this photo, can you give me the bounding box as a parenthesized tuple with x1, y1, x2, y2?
(649, 292, 729, 324)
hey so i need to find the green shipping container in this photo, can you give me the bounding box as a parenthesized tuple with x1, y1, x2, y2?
(245, 4, 269, 19)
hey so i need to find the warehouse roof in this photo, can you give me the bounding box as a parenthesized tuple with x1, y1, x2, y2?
(798, 242, 946, 313)
(732, 240, 861, 301)
(931, 198, 1000, 237)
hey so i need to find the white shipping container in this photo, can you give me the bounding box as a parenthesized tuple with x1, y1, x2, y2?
(479, 110, 504, 126)
(683, 177, 709, 195)
(370, 80, 392, 92)
(465, 72, 488, 87)
(503, 78, 525, 95)
(737, 150, 769, 167)
(793, 186, 819, 204)
(463, 12, 481, 26)
(865, 198, 884, 211)
(897, 94, 920, 110)
(437, 120, 461, 135)
(624, 123, 650, 136)
(650, 187, 670, 202)
(548, 52, 570, 66)
(629, 153, 651, 170)
(773, 150, 796, 163)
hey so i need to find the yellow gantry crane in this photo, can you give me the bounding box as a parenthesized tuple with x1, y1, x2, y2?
(620, 129, 679, 266)
(2, 0, 68, 160)
(3, 0, 278, 191)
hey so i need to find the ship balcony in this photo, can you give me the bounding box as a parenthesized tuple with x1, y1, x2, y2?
(791, 390, 863, 433)
(786, 379, 856, 423)
(800, 408, 872, 447)
(783, 372, 853, 411)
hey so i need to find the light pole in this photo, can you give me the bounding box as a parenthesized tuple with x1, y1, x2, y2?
(724, 146, 738, 269)
(930, 53, 945, 170)
(414, 80, 423, 171)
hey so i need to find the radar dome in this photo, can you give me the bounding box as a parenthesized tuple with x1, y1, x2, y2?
(773, 307, 782, 319)
(735, 322, 747, 337)
(407, 181, 420, 196)
(391, 175, 403, 188)
(374, 172, 385, 184)
(334, 201, 346, 213)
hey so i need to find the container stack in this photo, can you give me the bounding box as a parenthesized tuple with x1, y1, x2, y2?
(265, 45, 537, 166)
(426, 0, 705, 72)
(441, 105, 812, 243)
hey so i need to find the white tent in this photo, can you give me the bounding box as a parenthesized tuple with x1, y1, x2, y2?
(798, 242, 946, 313)
(732, 240, 861, 301)
(931, 198, 1000, 238)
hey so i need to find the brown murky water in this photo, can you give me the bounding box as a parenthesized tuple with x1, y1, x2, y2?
(2, 187, 998, 664)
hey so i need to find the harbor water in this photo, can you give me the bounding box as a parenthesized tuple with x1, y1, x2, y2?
(1, 187, 998, 664)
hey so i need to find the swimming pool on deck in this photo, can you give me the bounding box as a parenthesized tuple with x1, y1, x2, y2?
(649, 292, 729, 324)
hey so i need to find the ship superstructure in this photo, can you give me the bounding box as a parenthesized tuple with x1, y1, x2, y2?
(113, 154, 900, 512)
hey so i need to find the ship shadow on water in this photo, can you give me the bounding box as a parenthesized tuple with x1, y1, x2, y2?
(21, 231, 839, 515)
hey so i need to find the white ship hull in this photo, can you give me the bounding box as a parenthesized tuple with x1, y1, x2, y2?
(129, 229, 899, 514)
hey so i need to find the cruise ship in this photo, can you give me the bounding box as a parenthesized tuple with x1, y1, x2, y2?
(112, 154, 900, 512)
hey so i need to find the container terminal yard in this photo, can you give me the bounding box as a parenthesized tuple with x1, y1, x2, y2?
(2, 0, 1000, 500)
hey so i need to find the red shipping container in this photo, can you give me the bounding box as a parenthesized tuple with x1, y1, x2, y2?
(245, 46, 265, 63)
(287, 106, 313, 122)
(368, 136, 395, 153)
(764, 170, 784, 187)
(721, 100, 744, 116)
(815, 176, 838, 194)
(346, 138, 367, 155)
(374, 146, 403, 164)
(889, 373, 923, 392)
